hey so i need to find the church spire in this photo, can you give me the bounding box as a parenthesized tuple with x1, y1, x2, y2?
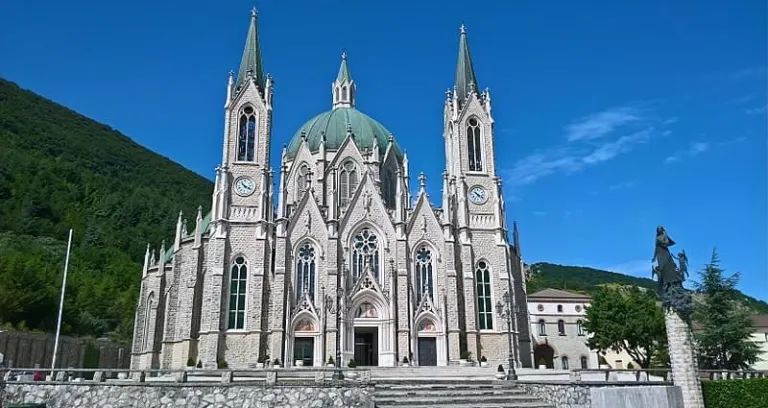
(235, 7, 265, 92)
(454, 24, 479, 106)
(332, 50, 356, 109)
(337, 50, 352, 82)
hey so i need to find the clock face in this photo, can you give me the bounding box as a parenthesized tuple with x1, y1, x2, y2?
(234, 177, 255, 197)
(469, 185, 488, 204)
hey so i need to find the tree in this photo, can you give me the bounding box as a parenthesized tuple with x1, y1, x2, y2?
(694, 249, 759, 370)
(583, 285, 668, 368)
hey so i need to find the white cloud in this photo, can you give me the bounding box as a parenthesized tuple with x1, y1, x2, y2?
(665, 142, 710, 164)
(505, 105, 659, 186)
(609, 181, 635, 191)
(564, 107, 641, 142)
(729, 66, 767, 81)
(662, 117, 679, 125)
(746, 104, 767, 115)
(581, 128, 653, 165)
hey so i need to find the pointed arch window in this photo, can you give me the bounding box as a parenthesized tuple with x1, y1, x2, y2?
(383, 168, 395, 207)
(352, 228, 379, 280)
(339, 161, 359, 207)
(296, 243, 316, 301)
(466, 117, 483, 172)
(228, 256, 248, 330)
(415, 246, 434, 304)
(237, 106, 257, 162)
(142, 292, 155, 350)
(476, 261, 493, 330)
(296, 163, 310, 200)
(342, 86, 348, 100)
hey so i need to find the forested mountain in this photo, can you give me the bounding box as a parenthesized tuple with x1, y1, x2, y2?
(0, 78, 213, 341)
(528, 262, 768, 314)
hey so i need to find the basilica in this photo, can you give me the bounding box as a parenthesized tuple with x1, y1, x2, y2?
(131, 9, 532, 370)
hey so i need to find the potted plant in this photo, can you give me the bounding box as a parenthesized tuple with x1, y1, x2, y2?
(186, 358, 196, 370)
(480, 356, 488, 368)
(295, 358, 304, 367)
(346, 359, 358, 379)
(459, 351, 471, 367)
(495, 364, 506, 380)
(272, 358, 281, 368)
(327, 356, 335, 367)
(218, 360, 228, 369)
(537, 358, 547, 370)
(401, 356, 410, 367)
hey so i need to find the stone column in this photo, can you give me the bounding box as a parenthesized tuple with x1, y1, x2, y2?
(664, 309, 704, 408)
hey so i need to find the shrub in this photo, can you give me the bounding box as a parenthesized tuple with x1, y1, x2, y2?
(402, 356, 409, 364)
(627, 362, 635, 369)
(272, 358, 280, 366)
(348, 359, 357, 368)
(186, 358, 195, 367)
(702, 378, 768, 408)
(497, 364, 505, 373)
(196, 360, 202, 368)
(480, 356, 487, 363)
(217, 360, 228, 369)
(328, 356, 334, 365)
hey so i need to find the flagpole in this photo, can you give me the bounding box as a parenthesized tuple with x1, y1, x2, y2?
(51, 229, 73, 375)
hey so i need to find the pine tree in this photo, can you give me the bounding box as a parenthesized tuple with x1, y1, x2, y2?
(694, 249, 759, 370)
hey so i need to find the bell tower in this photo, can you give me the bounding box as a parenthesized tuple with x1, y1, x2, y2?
(212, 7, 274, 228)
(443, 25, 503, 242)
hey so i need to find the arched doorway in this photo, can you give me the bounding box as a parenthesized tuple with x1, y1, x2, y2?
(533, 343, 555, 369)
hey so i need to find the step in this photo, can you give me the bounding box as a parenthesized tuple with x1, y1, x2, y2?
(374, 404, 553, 408)
(376, 388, 528, 397)
(375, 395, 543, 405)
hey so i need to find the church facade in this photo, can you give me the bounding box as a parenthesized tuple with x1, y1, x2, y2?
(131, 10, 532, 370)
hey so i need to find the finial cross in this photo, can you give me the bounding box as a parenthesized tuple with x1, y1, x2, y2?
(418, 172, 427, 189)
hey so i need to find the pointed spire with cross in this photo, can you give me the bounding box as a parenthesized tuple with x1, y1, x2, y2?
(418, 172, 427, 192)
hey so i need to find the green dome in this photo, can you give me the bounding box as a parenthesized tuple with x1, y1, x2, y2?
(287, 107, 403, 161)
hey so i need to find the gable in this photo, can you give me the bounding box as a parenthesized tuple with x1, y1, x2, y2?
(339, 172, 396, 244)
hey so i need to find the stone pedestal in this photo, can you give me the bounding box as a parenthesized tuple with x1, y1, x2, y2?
(664, 309, 704, 408)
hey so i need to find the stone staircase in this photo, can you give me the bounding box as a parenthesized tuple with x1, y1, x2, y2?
(373, 379, 554, 408)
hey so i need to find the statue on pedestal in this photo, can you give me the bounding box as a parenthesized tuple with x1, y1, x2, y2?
(652, 226, 705, 408)
(652, 226, 693, 322)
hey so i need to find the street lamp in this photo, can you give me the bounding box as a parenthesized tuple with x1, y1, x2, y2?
(496, 290, 519, 381)
(324, 263, 349, 381)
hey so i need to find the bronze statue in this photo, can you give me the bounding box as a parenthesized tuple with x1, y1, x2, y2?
(652, 226, 693, 322)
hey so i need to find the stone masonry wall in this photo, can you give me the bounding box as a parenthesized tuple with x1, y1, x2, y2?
(3, 382, 374, 408)
(518, 382, 683, 408)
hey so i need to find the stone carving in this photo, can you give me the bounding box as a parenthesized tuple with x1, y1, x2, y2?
(651, 226, 693, 322)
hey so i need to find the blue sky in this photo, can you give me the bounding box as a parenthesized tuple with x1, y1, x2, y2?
(1, 0, 766, 300)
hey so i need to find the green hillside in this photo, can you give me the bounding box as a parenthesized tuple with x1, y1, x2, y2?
(0, 78, 213, 341)
(528, 262, 768, 314)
